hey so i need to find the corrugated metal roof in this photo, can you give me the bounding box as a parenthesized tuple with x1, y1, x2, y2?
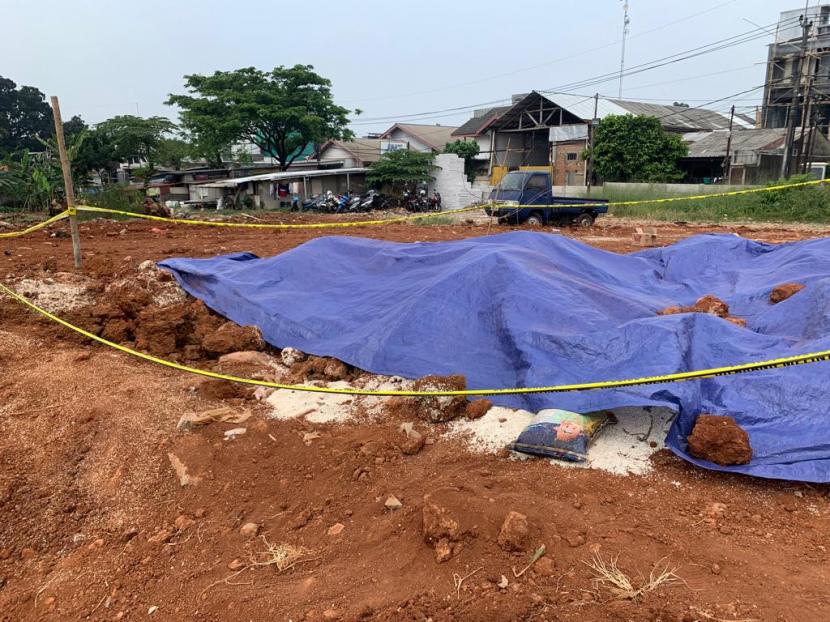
(198, 167, 368, 188)
(683, 129, 786, 158)
(541, 92, 754, 131)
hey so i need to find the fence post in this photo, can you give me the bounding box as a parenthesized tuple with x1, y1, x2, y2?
(50, 96, 82, 269)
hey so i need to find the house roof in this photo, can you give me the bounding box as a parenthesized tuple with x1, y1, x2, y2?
(380, 123, 460, 150)
(198, 167, 368, 188)
(684, 128, 787, 158)
(451, 106, 511, 137)
(488, 91, 755, 133)
(318, 138, 384, 163)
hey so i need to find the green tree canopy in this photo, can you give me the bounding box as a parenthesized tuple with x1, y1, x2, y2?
(444, 139, 480, 160)
(0, 76, 53, 154)
(166, 65, 354, 171)
(444, 139, 480, 181)
(94, 115, 177, 169)
(366, 149, 435, 192)
(589, 115, 688, 183)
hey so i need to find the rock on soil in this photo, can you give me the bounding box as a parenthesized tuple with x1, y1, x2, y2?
(196, 378, 247, 400)
(239, 522, 259, 538)
(287, 356, 351, 383)
(687, 414, 752, 466)
(394, 375, 468, 423)
(399, 426, 425, 455)
(465, 399, 492, 420)
(770, 282, 805, 304)
(422, 494, 463, 563)
(201, 322, 265, 356)
(497, 511, 530, 552)
(281, 347, 307, 367)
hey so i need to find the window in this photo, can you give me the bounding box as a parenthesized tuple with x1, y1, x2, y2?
(525, 175, 548, 191)
(566, 152, 578, 161)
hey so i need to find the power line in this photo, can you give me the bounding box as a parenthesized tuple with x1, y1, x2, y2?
(542, 16, 799, 95)
(337, 0, 741, 105)
(349, 17, 795, 127)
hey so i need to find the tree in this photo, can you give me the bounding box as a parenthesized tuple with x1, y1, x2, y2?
(444, 139, 480, 181)
(672, 101, 690, 108)
(0, 76, 54, 154)
(156, 137, 193, 170)
(167, 65, 354, 171)
(366, 149, 435, 193)
(94, 115, 177, 184)
(588, 115, 688, 183)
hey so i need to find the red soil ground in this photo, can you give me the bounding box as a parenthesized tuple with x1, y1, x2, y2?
(1, 213, 829, 621)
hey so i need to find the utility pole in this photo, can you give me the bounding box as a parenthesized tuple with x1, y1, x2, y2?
(586, 93, 599, 194)
(50, 96, 82, 269)
(796, 72, 814, 173)
(723, 105, 735, 184)
(782, 10, 812, 179)
(618, 0, 630, 99)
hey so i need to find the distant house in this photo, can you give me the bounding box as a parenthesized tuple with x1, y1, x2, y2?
(313, 138, 384, 168)
(450, 106, 510, 161)
(455, 91, 756, 185)
(379, 123, 460, 153)
(682, 128, 830, 184)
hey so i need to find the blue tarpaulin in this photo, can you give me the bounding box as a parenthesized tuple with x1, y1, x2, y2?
(159, 232, 830, 482)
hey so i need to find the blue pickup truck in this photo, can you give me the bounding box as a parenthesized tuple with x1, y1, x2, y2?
(486, 171, 608, 227)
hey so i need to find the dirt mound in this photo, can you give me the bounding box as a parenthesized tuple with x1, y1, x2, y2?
(658, 294, 747, 328)
(687, 414, 753, 465)
(770, 282, 805, 303)
(692, 294, 730, 317)
(389, 375, 468, 423)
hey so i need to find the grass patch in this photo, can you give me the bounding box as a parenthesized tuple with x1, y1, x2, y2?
(77, 186, 145, 221)
(595, 177, 830, 224)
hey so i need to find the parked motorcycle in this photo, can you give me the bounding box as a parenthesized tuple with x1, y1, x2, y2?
(358, 189, 390, 211)
(403, 188, 435, 212)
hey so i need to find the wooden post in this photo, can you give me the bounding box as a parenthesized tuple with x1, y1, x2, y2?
(50, 96, 82, 269)
(723, 105, 735, 183)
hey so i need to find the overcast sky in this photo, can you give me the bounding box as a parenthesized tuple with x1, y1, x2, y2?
(0, 0, 812, 134)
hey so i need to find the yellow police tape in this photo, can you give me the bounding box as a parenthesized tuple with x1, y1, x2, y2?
(2, 280, 829, 396)
(75, 203, 486, 229)
(0, 211, 69, 239)
(1, 178, 828, 237)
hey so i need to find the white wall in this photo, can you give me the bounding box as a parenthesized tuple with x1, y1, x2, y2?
(318, 144, 359, 168)
(428, 153, 489, 210)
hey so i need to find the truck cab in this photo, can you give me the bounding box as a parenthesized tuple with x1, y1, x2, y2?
(486, 171, 608, 227)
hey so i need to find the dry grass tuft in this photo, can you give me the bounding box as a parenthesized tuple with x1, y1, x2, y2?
(248, 536, 315, 573)
(585, 553, 681, 600)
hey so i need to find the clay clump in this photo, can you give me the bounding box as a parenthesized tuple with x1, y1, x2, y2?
(687, 414, 752, 466)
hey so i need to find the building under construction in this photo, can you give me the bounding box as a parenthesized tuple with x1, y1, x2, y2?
(761, 5, 830, 172)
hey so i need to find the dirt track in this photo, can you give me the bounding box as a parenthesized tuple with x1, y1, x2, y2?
(1, 213, 830, 621)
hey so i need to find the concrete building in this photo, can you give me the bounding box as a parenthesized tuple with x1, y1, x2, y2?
(761, 5, 830, 133)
